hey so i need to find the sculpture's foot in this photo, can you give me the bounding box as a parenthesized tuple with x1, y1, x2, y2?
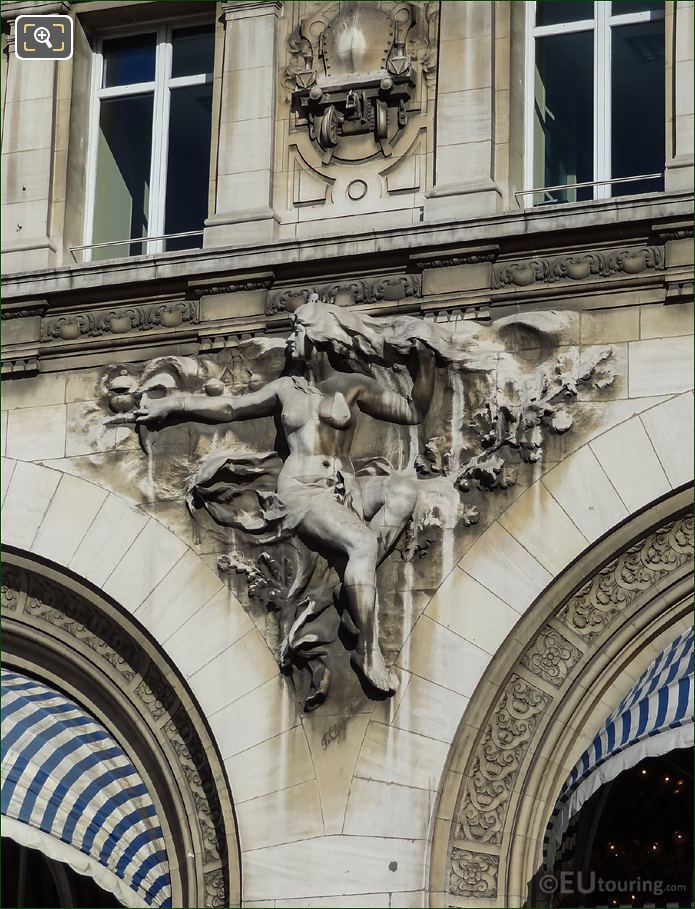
(304, 662, 331, 713)
(350, 648, 398, 696)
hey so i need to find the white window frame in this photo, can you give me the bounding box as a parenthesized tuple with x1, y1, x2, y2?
(523, 1, 665, 207)
(83, 19, 213, 260)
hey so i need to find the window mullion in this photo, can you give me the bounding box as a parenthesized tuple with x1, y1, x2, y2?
(595, 2, 611, 199)
(83, 41, 104, 260)
(524, 1, 535, 207)
(148, 26, 171, 252)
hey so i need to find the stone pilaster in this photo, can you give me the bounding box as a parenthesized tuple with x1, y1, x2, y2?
(204, 1, 282, 247)
(665, 0, 694, 192)
(424, 1, 502, 222)
(1, 1, 71, 272)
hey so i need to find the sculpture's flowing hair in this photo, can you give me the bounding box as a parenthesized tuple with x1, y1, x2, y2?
(293, 299, 576, 374)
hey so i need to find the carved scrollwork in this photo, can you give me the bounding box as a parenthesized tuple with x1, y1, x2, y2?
(520, 626, 582, 688)
(449, 848, 499, 898)
(455, 675, 551, 846)
(203, 869, 227, 909)
(492, 246, 665, 289)
(40, 300, 199, 342)
(558, 514, 694, 639)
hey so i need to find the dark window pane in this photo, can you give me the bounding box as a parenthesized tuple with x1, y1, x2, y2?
(164, 83, 213, 250)
(92, 94, 153, 259)
(102, 34, 156, 88)
(171, 25, 215, 78)
(536, 2, 594, 26)
(612, 1, 665, 14)
(533, 31, 594, 203)
(612, 19, 665, 196)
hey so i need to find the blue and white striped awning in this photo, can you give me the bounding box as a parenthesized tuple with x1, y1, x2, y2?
(1, 669, 172, 908)
(545, 626, 694, 865)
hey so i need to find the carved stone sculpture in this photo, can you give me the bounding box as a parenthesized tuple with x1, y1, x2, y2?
(286, 2, 429, 162)
(104, 299, 614, 711)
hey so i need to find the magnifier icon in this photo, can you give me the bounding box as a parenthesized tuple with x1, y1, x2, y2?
(34, 25, 53, 49)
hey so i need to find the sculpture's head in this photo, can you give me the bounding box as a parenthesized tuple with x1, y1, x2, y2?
(286, 311, 315, 364)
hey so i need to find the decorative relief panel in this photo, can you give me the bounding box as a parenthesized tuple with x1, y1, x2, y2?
(455, 675, 551, 846)
(449, 848, 500, 899)
(493, 246, 664, 289)
(280, 1, 438, 216)
(93, 300, 615, 714)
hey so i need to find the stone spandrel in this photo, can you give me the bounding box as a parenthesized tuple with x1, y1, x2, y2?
(88, 299, 617, 715)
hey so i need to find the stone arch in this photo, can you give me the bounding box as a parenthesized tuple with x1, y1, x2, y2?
(1, 548, 242, 909)
(427, 486, 693, 907)
(1, 391, 692, 904)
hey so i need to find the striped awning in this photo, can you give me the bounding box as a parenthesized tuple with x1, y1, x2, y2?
(1, 669, 172, 908)
(545, 626, 694, 865)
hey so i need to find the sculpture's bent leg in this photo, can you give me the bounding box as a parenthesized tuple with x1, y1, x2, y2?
(359, 474, 420, 563)
(293, 497, 396, 695)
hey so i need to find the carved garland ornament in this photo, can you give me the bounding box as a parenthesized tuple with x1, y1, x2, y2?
(1, 564, 232, 908)
(267, 273, 422, 315)
(448, 511, 693, 898)
(493, 246, 664, 289)
(41, 300, 200, 342)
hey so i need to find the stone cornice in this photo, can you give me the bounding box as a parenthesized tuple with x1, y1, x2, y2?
(1, 191, 691, 303)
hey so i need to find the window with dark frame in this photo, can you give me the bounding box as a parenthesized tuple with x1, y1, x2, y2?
(526, 1, 665, 206)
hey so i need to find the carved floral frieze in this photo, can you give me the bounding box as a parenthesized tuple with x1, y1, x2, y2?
(520, 626, 582, 688)
(493, 246, 664, 289)
(40, 300, 199, 342)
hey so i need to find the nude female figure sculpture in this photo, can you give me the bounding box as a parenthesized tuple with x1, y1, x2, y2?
(134, 299, 436, 696)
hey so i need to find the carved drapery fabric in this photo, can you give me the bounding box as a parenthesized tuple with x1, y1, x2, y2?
(544, 626, 694, 865)
(0, 669, 172, 908)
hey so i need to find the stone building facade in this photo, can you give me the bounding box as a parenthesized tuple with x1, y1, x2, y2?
(1, 1, 693, 907)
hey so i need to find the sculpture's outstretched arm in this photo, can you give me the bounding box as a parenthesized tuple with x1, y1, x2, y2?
(135, 379, 283, 428)
(356, 344, 436, 425)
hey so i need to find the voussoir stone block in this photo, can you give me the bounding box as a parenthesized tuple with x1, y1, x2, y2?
(102, 519, 188, 613)
(590, 416, 672, 512)
(68, 493, 148, 588)
(640, 391, 695, 487)
(31, 473, 107, 565)
(458, 521, 552, 613)
(2, 461, 61, 549)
